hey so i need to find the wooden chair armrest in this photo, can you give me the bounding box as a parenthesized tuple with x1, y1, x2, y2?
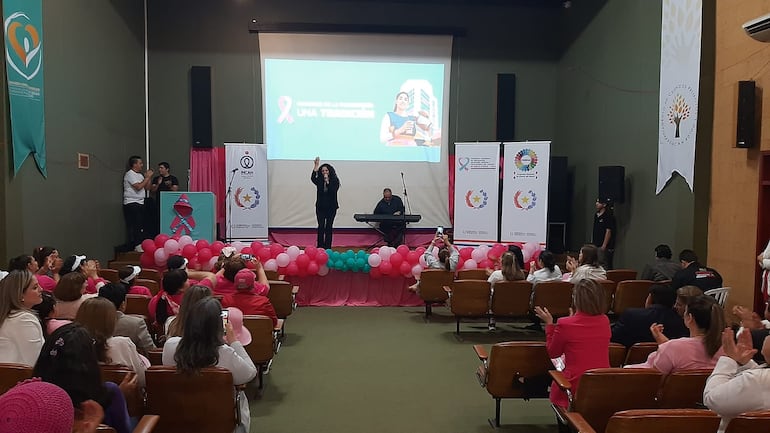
(443, 285, 452, 294)
(133, 415, 160, 433)
(279, 275, 285, 281)
(564, 412, 597, 433)
(291, 285, 299, 294)
(549, 370, 571, 391)
(473, 344, 488, 361)
(275, 319, 285, 332)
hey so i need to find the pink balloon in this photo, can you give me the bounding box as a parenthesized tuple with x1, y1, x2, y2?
(479, 259, 494, 269)
(141, 239, 157, 254)
(257, 248, 272, 262)
(269, 243, 284, 258)
(203, 256, 217, 271)
(188, 257, 200, 270)
(415, 247, 426, 256)
(240, 247, 253, 256)
(316, 250, 329, 265)
(380, 261, 393, 275)
(412, 265, 423, 279)
(396, 245, 409, 257)
(286, 246, 301, 260)
(195, 239, 210, 251)
(154, 249, 168, 266)
(459, 247, 473, 260)
(250, 241, 263, 252)
(307, 261, 319, 275)
(296, 254, 310, 269)
(154, 234, 170, 248)
(140, 252, 155, 268)
(164, 239, 180, 255)
(457, 258, 466, 270)
(276, 253, 290, 268)
(286, 262, 299, 276)
(263, 259, 278, 272)
(406, 251, 420, 265)
(399, 261, 412, 276)
(317, 265, 330, 276)
(304, 246, 318, 260)
(182, 244, 198, 259)
(463, 259, 478, 270)
(390, 252, 404, 267)
(369, 267, 382, 279)
(211, 241, 225, 256)
(367, 253, 382, 268)
(197, 248, 213, 263)
(531, 249, 542, 263)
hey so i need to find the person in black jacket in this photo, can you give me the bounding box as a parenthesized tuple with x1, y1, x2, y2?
(670, 249, 723, 292)
(611, 284, 688, 348)
(311, 157, 340, 249)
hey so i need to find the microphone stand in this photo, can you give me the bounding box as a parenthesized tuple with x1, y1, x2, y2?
(401, 172, 411, 246)
(226, 168, 238, 243)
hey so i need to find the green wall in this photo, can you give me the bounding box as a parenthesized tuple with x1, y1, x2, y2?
(147, 0, 563, 186)
(554, 0, 712, 270)
(0, 0, 145, 264)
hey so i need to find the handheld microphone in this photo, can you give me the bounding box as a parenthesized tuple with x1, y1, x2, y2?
(401, 172, 404, 177)
(231, 168, 239, 173)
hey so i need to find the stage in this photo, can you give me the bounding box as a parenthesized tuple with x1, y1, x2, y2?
(287, 271, 423, 307)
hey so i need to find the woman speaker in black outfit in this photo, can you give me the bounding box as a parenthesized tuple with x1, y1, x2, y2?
(311, 157, 340, 249)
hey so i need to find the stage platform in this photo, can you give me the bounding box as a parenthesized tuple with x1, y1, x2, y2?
(288, 271, 422, 307)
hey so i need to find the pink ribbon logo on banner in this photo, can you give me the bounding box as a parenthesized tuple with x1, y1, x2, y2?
(277, 96, 294, 124)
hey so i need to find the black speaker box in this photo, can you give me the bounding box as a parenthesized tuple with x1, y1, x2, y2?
(736, 80, 756, 148)
(598, 166, 625, 204)
(190, 66, 213, 148)
(548, 156, 569, 223)
(496, 74, 516, 141)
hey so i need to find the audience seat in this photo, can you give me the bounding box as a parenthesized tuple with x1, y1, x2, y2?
(446, 280, 491, 334)
(656, 368, 712, 409)
(473, 342, 551, 427)
(608, 343, 627, 368)
(144, 366, 238, 433)
(147, 348, 164, 366)
(490, 280, 533, 322)
(242, 315, 280, 389)
(418, 270, 454, 319)
(725, 410, 770, 433)
(596, 279, 617, 314)
(0, 363, 33, 395)
(98, 268, 120, 284)
(586, 409, 720, 433)
(550, 368, 663, 433)
(531, 281, 573, 318)
(606, 269, 638, 284)
(139, 268, 162, 285)
(264, 270, 283, 281)
(612, 280, 654, 316)
(456, 269, 488, 280)
(704, 287, 731, 308)
(125, 294, 151, 317)
(100, 365, 144, 417)
(95, 415, 159, 433)
(136, 278, 160, 296)
(624, 342, 658, 365)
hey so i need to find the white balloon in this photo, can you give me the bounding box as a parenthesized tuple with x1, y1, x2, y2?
(318, 265, 330, 276)
(411, 265, 423, 279)
(419, 255, 427, 267)
(178, 235, 193, 247)
(276, 253, 291, 268)
(286, 245, 301, 260)
(463, 259, 478, 270)
(471, 248, 485, 263)
(264, 259, 278, 272)
(379, 247, 392, 260)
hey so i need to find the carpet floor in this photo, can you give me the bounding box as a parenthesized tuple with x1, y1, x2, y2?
(249, 306, 558, 433)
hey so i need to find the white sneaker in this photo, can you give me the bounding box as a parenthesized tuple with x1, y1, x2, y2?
(134, 245, 144, 253)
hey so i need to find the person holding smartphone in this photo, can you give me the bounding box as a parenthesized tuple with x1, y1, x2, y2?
(408, 234, 459, 292)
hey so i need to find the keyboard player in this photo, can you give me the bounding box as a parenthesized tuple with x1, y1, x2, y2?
(373, 188, 405, 247)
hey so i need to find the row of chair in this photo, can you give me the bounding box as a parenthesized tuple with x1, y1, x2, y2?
(587, 408, 770, 433)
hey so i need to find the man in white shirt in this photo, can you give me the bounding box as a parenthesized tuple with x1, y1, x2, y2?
(122, 155, 153, 252)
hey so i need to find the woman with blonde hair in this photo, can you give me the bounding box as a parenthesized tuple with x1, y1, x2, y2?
(486, 251, 526, 330)
(166, 285, 213, 337)
(534, 279, 610, 410)
(0, 270, 44, 365)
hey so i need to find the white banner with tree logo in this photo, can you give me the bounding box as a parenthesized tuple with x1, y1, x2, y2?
(225, 143, 268, 240)
(656, 0, 701, 194)
(501, 141, 550, 245)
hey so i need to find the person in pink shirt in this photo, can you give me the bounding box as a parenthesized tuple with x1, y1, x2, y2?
(117, 266, 152, 297)
(60, 255, 106, 295)
(202, 256, 268, 297)
(32, 246, 59, 291)
(222, 268, 276, 326)
(148, 269, 188, 326)
(534, 279, 611, 410)
(625, 295, 726, 374)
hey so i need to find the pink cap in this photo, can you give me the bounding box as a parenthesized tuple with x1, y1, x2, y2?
(234, 268, 255, 291)
(226, 307, 252, 345)
(0, 380, 74, 433)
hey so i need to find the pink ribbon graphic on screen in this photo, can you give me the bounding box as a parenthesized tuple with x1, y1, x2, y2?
(170, 194, 196, 236)
(277, 96, 294, 124)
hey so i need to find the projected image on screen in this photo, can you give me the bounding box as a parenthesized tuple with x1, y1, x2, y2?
(265, 59, 444, 162)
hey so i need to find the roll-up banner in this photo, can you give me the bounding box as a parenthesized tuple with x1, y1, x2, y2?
(453, 143, 501, 244)
(225, 143, 269, 240)
(501, 141, 551, 245)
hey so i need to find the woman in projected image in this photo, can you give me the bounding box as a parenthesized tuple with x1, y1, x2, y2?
(380, 91, 419, 146)
(311, 157, 340, 249)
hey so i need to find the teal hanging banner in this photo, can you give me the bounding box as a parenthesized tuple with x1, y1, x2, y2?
(3, 0, 45, 177)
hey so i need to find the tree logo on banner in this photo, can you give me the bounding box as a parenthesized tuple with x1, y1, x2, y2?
(234, 187, 260, 210)
(660, 84, 697, 145)
(4, 12, 42, 81)
(464, 189, 488, 209)
(513, 190, 537, 211)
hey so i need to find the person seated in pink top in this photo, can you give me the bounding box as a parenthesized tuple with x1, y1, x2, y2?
(60, 255, 106, 295)
(533, 279, 611, 410)
(625, 295, 726, 374)
(148, 269, 188, 327)
(222, 268, 277, 327)
(31, 291, 71, 337)
(202, 255, 269, 297)
(117, 265, 152, 297)
(167, 255, 216, 287)
(32, 246, 60, 291)
(10, 253, 58, 292)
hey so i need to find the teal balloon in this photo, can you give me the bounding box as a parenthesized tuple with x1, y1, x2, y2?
(357, 250, 367, 259)
(363, 264, 371, 272)
(356, 258, 365, 268)
(346, 258, 355, 267)
(332, 251, 341, 261)
(334, 260, 344, 269)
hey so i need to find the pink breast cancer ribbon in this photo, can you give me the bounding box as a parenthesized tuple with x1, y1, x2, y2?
(277, 96, 294, 124)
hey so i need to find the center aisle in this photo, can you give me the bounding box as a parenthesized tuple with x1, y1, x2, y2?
(249, 307, 556, 433)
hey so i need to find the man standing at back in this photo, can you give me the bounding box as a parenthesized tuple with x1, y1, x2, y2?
(640, 244, 681, 282)
(373, 188, 405, 247)
(592, 197, 616, 270)
(122, 156, 153, 252)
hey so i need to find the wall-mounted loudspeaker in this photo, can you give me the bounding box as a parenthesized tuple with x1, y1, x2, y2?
(190, 66, 213, 148)
(598, 166, 625, 204)
(736, 80, 756, 148)
(496, 74, 516, 141)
